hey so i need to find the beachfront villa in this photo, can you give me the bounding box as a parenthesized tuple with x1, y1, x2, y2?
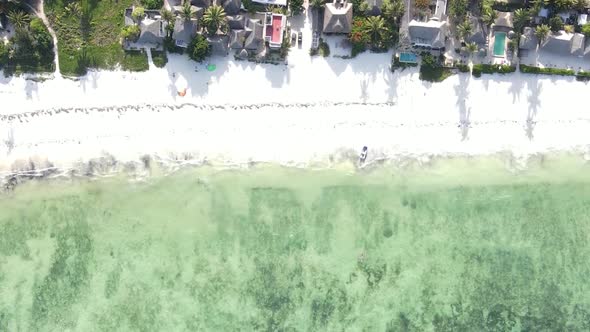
(323, 0, 353, 34)
(407, 0, 447, 50)
(172, 17, 198, 48)
(123, 8, 168, 50)
(407, 20, 447, 50)
(540, 31, 585, 57)
(263, 13, 286, 49)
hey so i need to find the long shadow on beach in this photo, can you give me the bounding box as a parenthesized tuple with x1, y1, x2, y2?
(507, 71, 525, 103)
(454, 73, 470, 140)
(25, 79, 39, 100)
(525, 77, 542, 140)
(165, 54, 231, 99)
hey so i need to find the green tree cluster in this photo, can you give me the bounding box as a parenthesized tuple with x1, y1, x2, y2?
(289, 0, 305, 15)
(1, 13, 55, 74)
(188, 34, 211, 62)
(141, 0, 164, 10)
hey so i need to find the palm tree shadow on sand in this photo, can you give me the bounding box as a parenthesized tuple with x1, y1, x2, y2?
(525, 78, 542, 140)
(454, 72, 470, 141)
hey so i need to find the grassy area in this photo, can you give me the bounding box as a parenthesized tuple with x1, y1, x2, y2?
(519, 64, 575, 76)
(121, 50, 149, 71)
(151, 49, 168, 68)
(471, 64, 516, 78)
(45, 0, 134, 76)
(419, 53, 454, 82)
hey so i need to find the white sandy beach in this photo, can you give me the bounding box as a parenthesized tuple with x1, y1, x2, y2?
(2, 46, 590, 175)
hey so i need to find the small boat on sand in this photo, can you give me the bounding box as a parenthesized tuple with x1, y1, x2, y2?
(359, 146, 368, 164)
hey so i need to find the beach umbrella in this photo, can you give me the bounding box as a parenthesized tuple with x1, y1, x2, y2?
(175, 75, 188, 97)
(206, 63, 216, 72)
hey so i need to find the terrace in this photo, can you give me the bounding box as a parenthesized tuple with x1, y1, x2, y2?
(264, 13, 286, 49)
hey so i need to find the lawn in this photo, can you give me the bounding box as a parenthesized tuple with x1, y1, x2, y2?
(44, 0, 134, 76)
(151, 49, 168, 68)
(121, 50, 149, 71)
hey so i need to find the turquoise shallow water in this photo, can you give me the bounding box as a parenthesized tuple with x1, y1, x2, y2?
(1, 156, 590, 331)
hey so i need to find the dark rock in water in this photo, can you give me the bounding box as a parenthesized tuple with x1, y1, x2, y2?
(382, 211, 393, 238)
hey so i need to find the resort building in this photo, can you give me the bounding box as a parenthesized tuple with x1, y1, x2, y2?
(123, 8, 167, 50)
(407, 20, 447, 50)
(207, 35, 230, 56)
(493, 11, 513, 31)
(323, 0, 353, 34)
(518, 27, 537, 58)
(407, 0, 447, 50)
(263, 13, 286, 49)
(172, 17, 198, 48)
(539, 31, 585, 57)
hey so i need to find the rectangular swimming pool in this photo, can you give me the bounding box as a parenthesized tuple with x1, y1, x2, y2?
(493, 32, 506, 57)
(399, 52, 418, 63)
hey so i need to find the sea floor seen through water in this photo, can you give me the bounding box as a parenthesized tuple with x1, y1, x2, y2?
(1, 156, 590, 331)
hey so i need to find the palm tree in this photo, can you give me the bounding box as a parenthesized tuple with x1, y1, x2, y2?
(310, 0, 324, 10)
(202, 5, 226, 35)
(481, 9, 497, 30)
(65, 2, 82, 18)
(161, 8, 174, 24)
(457, 20, 472, 42)
(512, 8, 529, 33)
(535, 24, 550, 46)
(363, 16, 388, 46)
(382, 0, 405, 24)
(181, 1, 195, 21)
(465, 42, 477, 59)
(7, 9, 29, 31)
(564, 24, 574, 33)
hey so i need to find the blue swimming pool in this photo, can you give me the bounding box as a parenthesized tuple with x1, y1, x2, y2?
(493, 32, 507, 57)
(399, 52, 418, 63)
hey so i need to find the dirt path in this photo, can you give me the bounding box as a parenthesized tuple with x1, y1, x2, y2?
(23, 0, 61, 77)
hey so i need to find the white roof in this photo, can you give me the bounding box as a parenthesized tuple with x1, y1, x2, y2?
(252, 0, 287, 5)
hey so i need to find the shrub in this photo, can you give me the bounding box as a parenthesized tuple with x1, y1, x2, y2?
(319, 38, 330, 57)
(151, 49, 168, 68)
(473, 63, 516, 74)
(456, 64, 470, 72)
(0, 42, 9, 69)
(132, 6, 145, 21)
(164, 37, 184, 54)
(549, 16, 564, 32)
(575, 71, 590, 81)
(188, 34, 211, 62)
(519, 64, 575, 76)
(141, 0, 163, 9)
(121, 25, 140, 41)
(419, 53, 454, 82)
(582, 23, 590, 37)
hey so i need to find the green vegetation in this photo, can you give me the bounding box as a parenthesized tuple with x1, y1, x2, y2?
(188, 34, 211, 62)
(581, 23, 590, 37)
(576, 71, 590, 82)
(419, 53, 454, 82)
(449, 0, 468, 22)
(289, 0, 305, 15)
(202, 5, 227, 36)
(140, 0, 163, 10)
(549, 16, 564, 33)
(151, 49, 168, 68)
(45, 0, 136, 76)
(519, 64, 575, 76)
(121, 49, 149, 71)
(318, 38, 330, 57)
(456, 63, 470, 72)
(0, 14, 55, 76)
(471, 63, 516, 77)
